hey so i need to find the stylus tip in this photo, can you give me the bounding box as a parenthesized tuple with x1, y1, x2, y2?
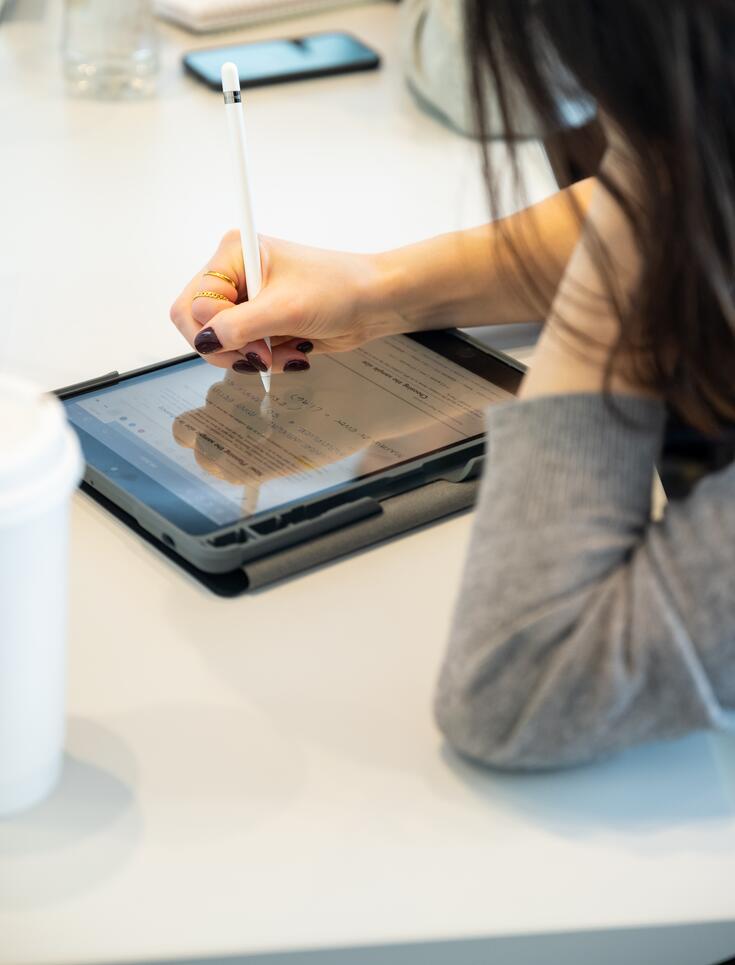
(260, 370, 271, 393)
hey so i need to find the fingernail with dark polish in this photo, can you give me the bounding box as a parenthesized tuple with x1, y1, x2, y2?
(194, 327, 223, 354)
(233, 359, 257, 373)
(284, 359, 310, 373)
(296, 341, 313, 354)
(245, 352, 268, 372)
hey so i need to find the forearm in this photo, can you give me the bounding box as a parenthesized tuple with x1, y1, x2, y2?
(370, 178, 594, 334)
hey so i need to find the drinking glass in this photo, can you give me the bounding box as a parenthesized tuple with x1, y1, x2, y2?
(62, 0, 159, 98)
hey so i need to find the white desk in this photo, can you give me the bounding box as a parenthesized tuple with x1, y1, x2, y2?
(2, 4, 735, 965)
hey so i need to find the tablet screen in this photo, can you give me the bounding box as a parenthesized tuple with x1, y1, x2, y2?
(64, 334, 517, 535)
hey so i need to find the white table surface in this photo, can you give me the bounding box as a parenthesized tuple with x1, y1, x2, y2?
(2, 4, 735, 965)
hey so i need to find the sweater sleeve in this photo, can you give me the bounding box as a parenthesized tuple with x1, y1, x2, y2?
(435, 394, 735, 769)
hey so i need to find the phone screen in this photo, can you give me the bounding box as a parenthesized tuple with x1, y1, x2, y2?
(63, 335, 518, 535)
(184, 32, 379, 89)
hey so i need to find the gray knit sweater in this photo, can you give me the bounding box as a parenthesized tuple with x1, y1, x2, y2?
(435, 394, 735, 769)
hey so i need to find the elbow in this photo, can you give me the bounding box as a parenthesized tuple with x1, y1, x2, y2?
(434, 686, 552, 772)
(434, 685, 605, 772)
(433, 626, 621, 772)
(434, 576, 647, 770)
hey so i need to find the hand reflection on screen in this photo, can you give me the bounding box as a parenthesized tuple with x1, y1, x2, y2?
(171, 367, 405, 509)
(171, 357, 477, 517)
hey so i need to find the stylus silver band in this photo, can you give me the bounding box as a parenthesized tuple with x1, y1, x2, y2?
(223, 91, 241, 104)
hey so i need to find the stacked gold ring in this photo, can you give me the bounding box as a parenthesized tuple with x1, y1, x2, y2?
(192, 290, 230, 302)
(204, 270, 237, 290)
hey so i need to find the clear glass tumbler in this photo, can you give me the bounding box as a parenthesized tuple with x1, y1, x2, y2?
(62, 0, 159, 98)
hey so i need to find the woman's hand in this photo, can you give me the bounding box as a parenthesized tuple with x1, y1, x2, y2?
(170, 232, 402, 374)
(171, 180, 599, 376)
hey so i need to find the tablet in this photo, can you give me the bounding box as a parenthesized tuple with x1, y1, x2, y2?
(61, 331, 522, 573)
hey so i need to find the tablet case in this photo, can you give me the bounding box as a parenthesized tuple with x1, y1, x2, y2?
(80, 475, 479, 596)
(57, 340, 506, 596)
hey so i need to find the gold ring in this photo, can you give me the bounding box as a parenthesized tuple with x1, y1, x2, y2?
(203, 270, 237, 290)
(193, 290, 231, 302)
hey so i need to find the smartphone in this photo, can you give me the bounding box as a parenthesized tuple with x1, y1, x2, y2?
(183, 31, 380, 91)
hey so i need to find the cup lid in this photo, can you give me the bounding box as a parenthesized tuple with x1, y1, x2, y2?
(0, 374, 83, 524)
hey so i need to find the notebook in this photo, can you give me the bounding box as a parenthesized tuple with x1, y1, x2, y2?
(154, 0, 370, 32)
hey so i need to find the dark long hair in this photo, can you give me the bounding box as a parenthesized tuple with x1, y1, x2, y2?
(465, 0, 735, 433)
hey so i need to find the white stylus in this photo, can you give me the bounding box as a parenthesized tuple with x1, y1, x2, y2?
(221, 61, 271, 393)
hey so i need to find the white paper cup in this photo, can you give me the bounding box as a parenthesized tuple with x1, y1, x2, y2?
(0, 375, 83, 817)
